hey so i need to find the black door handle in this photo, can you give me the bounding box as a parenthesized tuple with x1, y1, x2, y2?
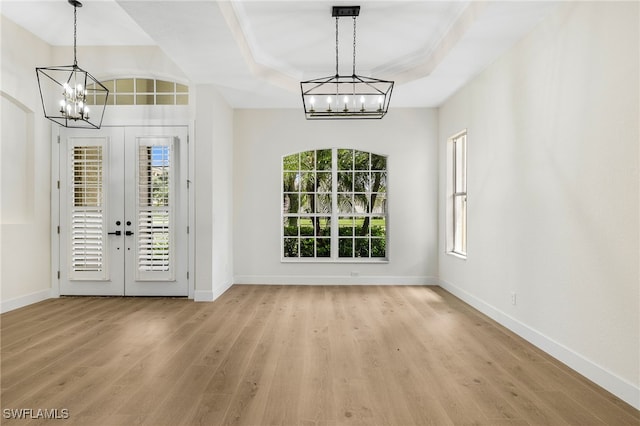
(108, 231, 122, 236)
(125, 230, 134, 236)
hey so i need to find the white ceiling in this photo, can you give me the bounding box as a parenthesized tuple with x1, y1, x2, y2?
(1, 0, 560, 108)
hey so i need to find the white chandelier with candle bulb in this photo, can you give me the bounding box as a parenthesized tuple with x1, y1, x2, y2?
(36, 0, 109, 129)
(300, 6, 394, 120)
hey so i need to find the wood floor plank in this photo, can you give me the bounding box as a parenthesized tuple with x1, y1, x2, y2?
(255, 285, 309, 425)
(323, 287, 371, 425)
(349, 286, 428, 426)
(368, 286, 476, 425)
(400, 286, 577, 425)
(4, 299, 194, 421)
(1, 285, 638, 426)
(535, 390, 608, 426)
(203, 287, 280, 397)
(0, 298, 103, 347)
(296, 286, 336, 426)
(186, 287, 275, 426)
(222, 292, 292, 425)
(218, 285, 293, 425)
(1, 297, 127, 366)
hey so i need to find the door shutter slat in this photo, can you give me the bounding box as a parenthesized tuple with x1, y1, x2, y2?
(136, 142, 173, 277)
(70, 146, 105, 276)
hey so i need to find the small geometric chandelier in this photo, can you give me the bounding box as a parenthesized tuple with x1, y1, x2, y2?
(300, 6, 394, 120)
(35, 0, 109, 129)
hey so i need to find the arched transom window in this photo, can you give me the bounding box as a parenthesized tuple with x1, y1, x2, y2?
(85, 78, 188, 106)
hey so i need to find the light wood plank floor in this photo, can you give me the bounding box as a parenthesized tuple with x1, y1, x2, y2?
(1, 285, 638, 425)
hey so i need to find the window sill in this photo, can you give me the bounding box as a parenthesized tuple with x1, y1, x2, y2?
(281, 258, 389, 264)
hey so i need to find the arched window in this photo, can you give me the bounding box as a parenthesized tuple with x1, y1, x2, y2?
(282, 149, 387, 261)
(85, 78, 188, 106)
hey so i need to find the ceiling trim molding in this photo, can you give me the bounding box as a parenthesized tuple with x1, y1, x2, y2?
(217, 1, 489, 91)
(217, 1, 299, 94)
(376, 1, 489, 84)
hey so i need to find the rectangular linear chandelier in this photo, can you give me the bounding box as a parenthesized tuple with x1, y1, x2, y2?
(35, 0, 109, 129)
(300, 6, 394, 120)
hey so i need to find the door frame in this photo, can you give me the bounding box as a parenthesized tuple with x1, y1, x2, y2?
(51, 123, 195, 299)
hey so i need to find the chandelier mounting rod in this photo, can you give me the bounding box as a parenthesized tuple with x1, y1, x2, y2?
(69, 0, 82, 66)
(335, 16, 339, 77)
(352, 16, 357, 76)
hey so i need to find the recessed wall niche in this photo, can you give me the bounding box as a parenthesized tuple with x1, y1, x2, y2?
(1, 92, 34, 224)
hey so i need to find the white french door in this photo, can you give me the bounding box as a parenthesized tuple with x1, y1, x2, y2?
(58, 126, 188, 296)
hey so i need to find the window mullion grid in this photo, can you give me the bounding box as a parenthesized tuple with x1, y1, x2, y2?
(313, 174, 317, 258)
(299, 154, 318, 259)
(283, 148, 386, 261)
(452, 139, 459, 254)
(297, 153, 302, 258)
(367, 165, 372, 258)
(331, 148, 338, 260)
(367, 168, 372, 258)
(295, 155, 301, 258)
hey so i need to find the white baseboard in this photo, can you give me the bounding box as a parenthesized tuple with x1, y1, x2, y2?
(438, 279, 640, 410)
(194, 290, 215, 302)
(233, 275, 440, 286)
(1, 289, 52, 314)
(194, 281, 233, 302)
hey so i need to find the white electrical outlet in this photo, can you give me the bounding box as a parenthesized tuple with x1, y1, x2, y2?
(511, 292, 517, 305)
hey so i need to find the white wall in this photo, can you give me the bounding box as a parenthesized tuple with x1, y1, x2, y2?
(438, 2, 639, 408)
(194, 85, 234, 301)
(233, 108, 439, 285)
(1, 16, 53, 312)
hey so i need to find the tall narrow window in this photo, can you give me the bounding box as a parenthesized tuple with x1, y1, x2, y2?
(282, 149, 387, 261)
(448, 131, 467, 257)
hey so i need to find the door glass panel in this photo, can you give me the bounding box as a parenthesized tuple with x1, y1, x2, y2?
(137, 142, 173, 278)
(70, 145, 105, 278)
